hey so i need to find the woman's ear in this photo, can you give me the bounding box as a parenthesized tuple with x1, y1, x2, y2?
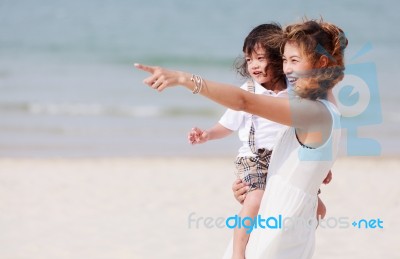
(319, 55, 329, 68)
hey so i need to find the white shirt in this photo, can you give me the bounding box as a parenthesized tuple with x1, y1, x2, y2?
(218, 81, 288, 157)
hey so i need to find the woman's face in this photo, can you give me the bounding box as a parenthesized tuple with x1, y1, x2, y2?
(282, 42, 313, 88)
(245, 44, 272, 85)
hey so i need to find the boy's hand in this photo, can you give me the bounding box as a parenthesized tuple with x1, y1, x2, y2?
(188, 127, 209, 145)
(323, 170, 332, 184)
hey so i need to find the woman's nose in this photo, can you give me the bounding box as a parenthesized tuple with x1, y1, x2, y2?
(283, 64, 292, 75)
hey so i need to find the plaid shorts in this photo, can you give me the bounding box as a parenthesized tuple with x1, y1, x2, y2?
(234, 148, 272, 192)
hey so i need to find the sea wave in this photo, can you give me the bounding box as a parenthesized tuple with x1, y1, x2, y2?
(0, 102, 219, 118)
(110, 53, 238, 68)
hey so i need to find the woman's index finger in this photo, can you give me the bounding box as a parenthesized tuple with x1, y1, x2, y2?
(134, 63, 155, 74)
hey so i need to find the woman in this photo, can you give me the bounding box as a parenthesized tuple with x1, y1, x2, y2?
(135, 19, 347, 259)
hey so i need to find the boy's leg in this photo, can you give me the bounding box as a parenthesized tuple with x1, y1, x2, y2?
(233, 189, 264, 259)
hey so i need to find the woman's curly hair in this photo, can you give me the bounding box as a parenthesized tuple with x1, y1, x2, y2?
(282, 19, 348, 100)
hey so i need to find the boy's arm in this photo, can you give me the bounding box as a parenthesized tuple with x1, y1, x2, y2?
(188, 123, 233, 145)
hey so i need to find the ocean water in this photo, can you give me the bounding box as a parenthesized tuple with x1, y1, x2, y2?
(0, 0, 399, 157)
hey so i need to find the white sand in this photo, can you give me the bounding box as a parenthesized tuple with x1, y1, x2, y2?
(0, 156, 398, 259)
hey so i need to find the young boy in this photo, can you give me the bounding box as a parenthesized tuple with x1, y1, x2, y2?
(188, 24, 289, 259)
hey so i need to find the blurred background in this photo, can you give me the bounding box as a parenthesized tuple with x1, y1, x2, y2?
(1, 1, 399, 259)
(0, 0, 399, 157)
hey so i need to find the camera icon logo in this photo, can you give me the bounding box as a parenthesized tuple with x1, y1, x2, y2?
(333, 44, 382, 156)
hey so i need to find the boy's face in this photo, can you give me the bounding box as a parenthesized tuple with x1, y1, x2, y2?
(245, 44, 271, 85)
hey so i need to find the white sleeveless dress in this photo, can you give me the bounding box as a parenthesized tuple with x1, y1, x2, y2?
(223, 100, 341, 259)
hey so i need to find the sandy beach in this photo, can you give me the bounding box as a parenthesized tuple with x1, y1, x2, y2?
(0, 156, 398, 259)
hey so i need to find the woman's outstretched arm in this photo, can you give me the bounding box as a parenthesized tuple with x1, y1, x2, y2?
(135, 63, 327, 129)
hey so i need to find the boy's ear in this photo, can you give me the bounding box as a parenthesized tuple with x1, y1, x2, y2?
(319, 55, 329, 68)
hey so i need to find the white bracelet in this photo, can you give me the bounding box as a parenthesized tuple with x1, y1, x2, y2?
(190, 74, 203, 94)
